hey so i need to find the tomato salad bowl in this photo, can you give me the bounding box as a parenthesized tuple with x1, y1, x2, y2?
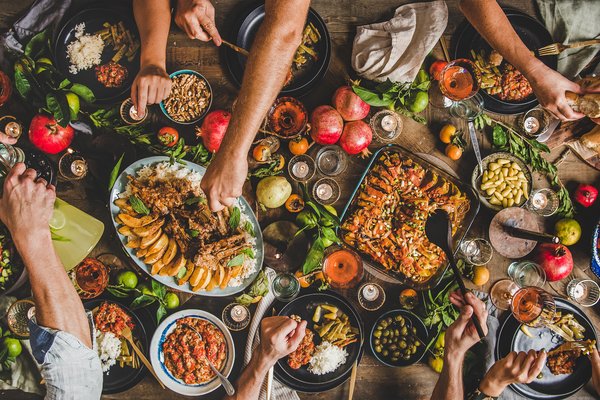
(150, 310, 234, 396)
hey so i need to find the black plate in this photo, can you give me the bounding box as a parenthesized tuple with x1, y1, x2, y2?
(274, 291, 364, 392)
(223, 4, 331, 98)
(84, 298, 153, 394)
(53, 6, 140, 105)
(453, 9, 557, 114)
(495, 298, 597, 399)
(369, 309, 428, 367)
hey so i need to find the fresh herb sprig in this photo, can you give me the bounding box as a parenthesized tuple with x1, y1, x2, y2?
(107, 280, 171, 323)
(235, 269, 269, 305)
(481, 117, 574, 217)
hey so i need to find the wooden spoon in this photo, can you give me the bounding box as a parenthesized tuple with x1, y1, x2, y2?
(121, 326, 165, 389)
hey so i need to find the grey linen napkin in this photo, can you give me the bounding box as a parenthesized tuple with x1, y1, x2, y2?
(244, 267, 299, 400)
(351, 0, 448, 83)
(536, 0, 600, 78)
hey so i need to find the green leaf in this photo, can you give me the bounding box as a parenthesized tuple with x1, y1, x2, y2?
(156, 304, 167, 323)
(240, 248, 255, 259)
(234, 293, 255, 306)
(302, 237, 325, 275)
(244, 221, 255, 237)
(187, 229, 200, 238)
(106, 286, 131, 298)
(14, 70, 31, 99)
(492, 125, 508, 148)
(50, 228, 70, 242)
(184, 196, 205, 206)
(130, 294, 156, 309)
(24, 30, 48, 59)
(108, 153, 125, 191)
(58, 78, 71, 89)
(69, 83, 95, 103)
(320, 226, 340, 244)
(229, 206, 241, 230)
(45, 92, 69, 127)
(352, 85, 394, 107)
(129, 195, 150, 215)
(151, 280, 166, 299)
(227, 254, 245, 267)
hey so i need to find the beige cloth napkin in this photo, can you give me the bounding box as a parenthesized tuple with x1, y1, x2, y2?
(243, 267, 299, 400)
(351, 0, 448, 83)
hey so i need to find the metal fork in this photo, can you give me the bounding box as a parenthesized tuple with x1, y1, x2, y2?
(538, 39, 600, 56)
(182, 323, 235, 396)
(547, 340, 588, 356)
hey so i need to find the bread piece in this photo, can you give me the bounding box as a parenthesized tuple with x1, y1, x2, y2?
(581, 124, 600, 155)
(566, 91, 600, 118)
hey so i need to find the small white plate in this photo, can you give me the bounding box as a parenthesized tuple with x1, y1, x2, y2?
(150, 309, 235, 396)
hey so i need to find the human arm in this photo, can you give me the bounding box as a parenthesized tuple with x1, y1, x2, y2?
(431, 291, 489, 400)
(458, 0, 584, 121)
(223, 316, 307, 400)
(174, 0, 221, 45)
(476, 350, 546, 397)
(0, 164, 91, 348)
(200, 0, 309, 212)
(591, 348, 600, 395)
(131, 0, 173, 118)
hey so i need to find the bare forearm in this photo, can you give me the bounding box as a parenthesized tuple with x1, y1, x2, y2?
(223, 353, 274, 400)
(133, 0, 171, 69)
(431, 353, 465, 400)
(217, 0, 309, 159)
(459, 0, 546, 77)
(13, 231, 91, 348)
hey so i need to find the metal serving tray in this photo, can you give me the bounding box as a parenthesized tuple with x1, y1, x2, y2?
(339, 144, 480, 290)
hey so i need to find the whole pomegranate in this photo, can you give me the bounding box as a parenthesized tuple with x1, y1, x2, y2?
(28, 114, 74, 154)
(195, 110, 231, 153)
(332, 86, 370, 121)
(339, 120, 372, 157)
(309, 105, 343, 145)
(534, 243, 573, 282)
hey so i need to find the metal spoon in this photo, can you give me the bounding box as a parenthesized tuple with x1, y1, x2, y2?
(183, 323, 235, 396)
(424, 209, 486, 340)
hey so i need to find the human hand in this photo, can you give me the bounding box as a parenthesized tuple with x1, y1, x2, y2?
(590, 348, 600, 395)
(0, 131, 17, 145)
(175, 0, 222, 45)
(131, 64, 172, 119)
(0, 163, 55, 244)
(445, 291, 489, 358)
(525, 64, 585, 121)
(259, 316, 307, 366)
(581, 79, 600, 125)
(479, 350, 547, 397)
(200, 151, 247, 212)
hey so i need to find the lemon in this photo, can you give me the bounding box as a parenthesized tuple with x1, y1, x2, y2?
(49, 209, 66, 230)
(65, 92, 80, 120)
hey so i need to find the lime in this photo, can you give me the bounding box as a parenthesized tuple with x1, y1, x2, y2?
(65, 92, 80, 120)
(3, 338, 22, 358)
(137, 282, 154, 296)
(164, 292, 180, 310)
(408, 91, 429, 113)
(554, 218, 581, 246)
(49, 209, 66, 230)
(117, 271, 138, 289)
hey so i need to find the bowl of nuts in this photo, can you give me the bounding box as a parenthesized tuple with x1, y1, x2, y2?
(471, 152, 533, 211)
(160, 70, 212, 125)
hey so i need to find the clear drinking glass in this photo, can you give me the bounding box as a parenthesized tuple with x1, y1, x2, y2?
(508, 261, 546, 287)
(272, 272, 300, 302)
(449, 92, 484, 120)
(459, 238, 493, 265)
(315, 145, 348, 177)
(511, 286, 556, 328)
(566, 278, 600, 307)
(526, 188, 559, 217)
(439, 59, 481, 101)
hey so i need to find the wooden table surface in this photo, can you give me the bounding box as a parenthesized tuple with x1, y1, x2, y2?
(2, 0, 600, 399)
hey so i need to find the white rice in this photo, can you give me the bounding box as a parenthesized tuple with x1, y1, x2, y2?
(95, 330, 121, 373)
(66, 23, 105, 74)
(308, 341, 348, 375)
(121, 162, 257, 287)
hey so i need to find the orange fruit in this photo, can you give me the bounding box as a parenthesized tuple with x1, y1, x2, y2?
(285, 194, 305, 213)
(445, 144, 463, 160)
(295, 270, 312, 288)
(252, 144, 271, 162)
(439, 124, 456, 144)
(273, 154, 285, 171)
(289, 137, 309, 155)
(472, 266, 490, 286)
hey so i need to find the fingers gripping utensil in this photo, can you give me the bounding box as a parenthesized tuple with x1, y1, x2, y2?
(183, 323, 236, 396)
(425, 209, 486, 340)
